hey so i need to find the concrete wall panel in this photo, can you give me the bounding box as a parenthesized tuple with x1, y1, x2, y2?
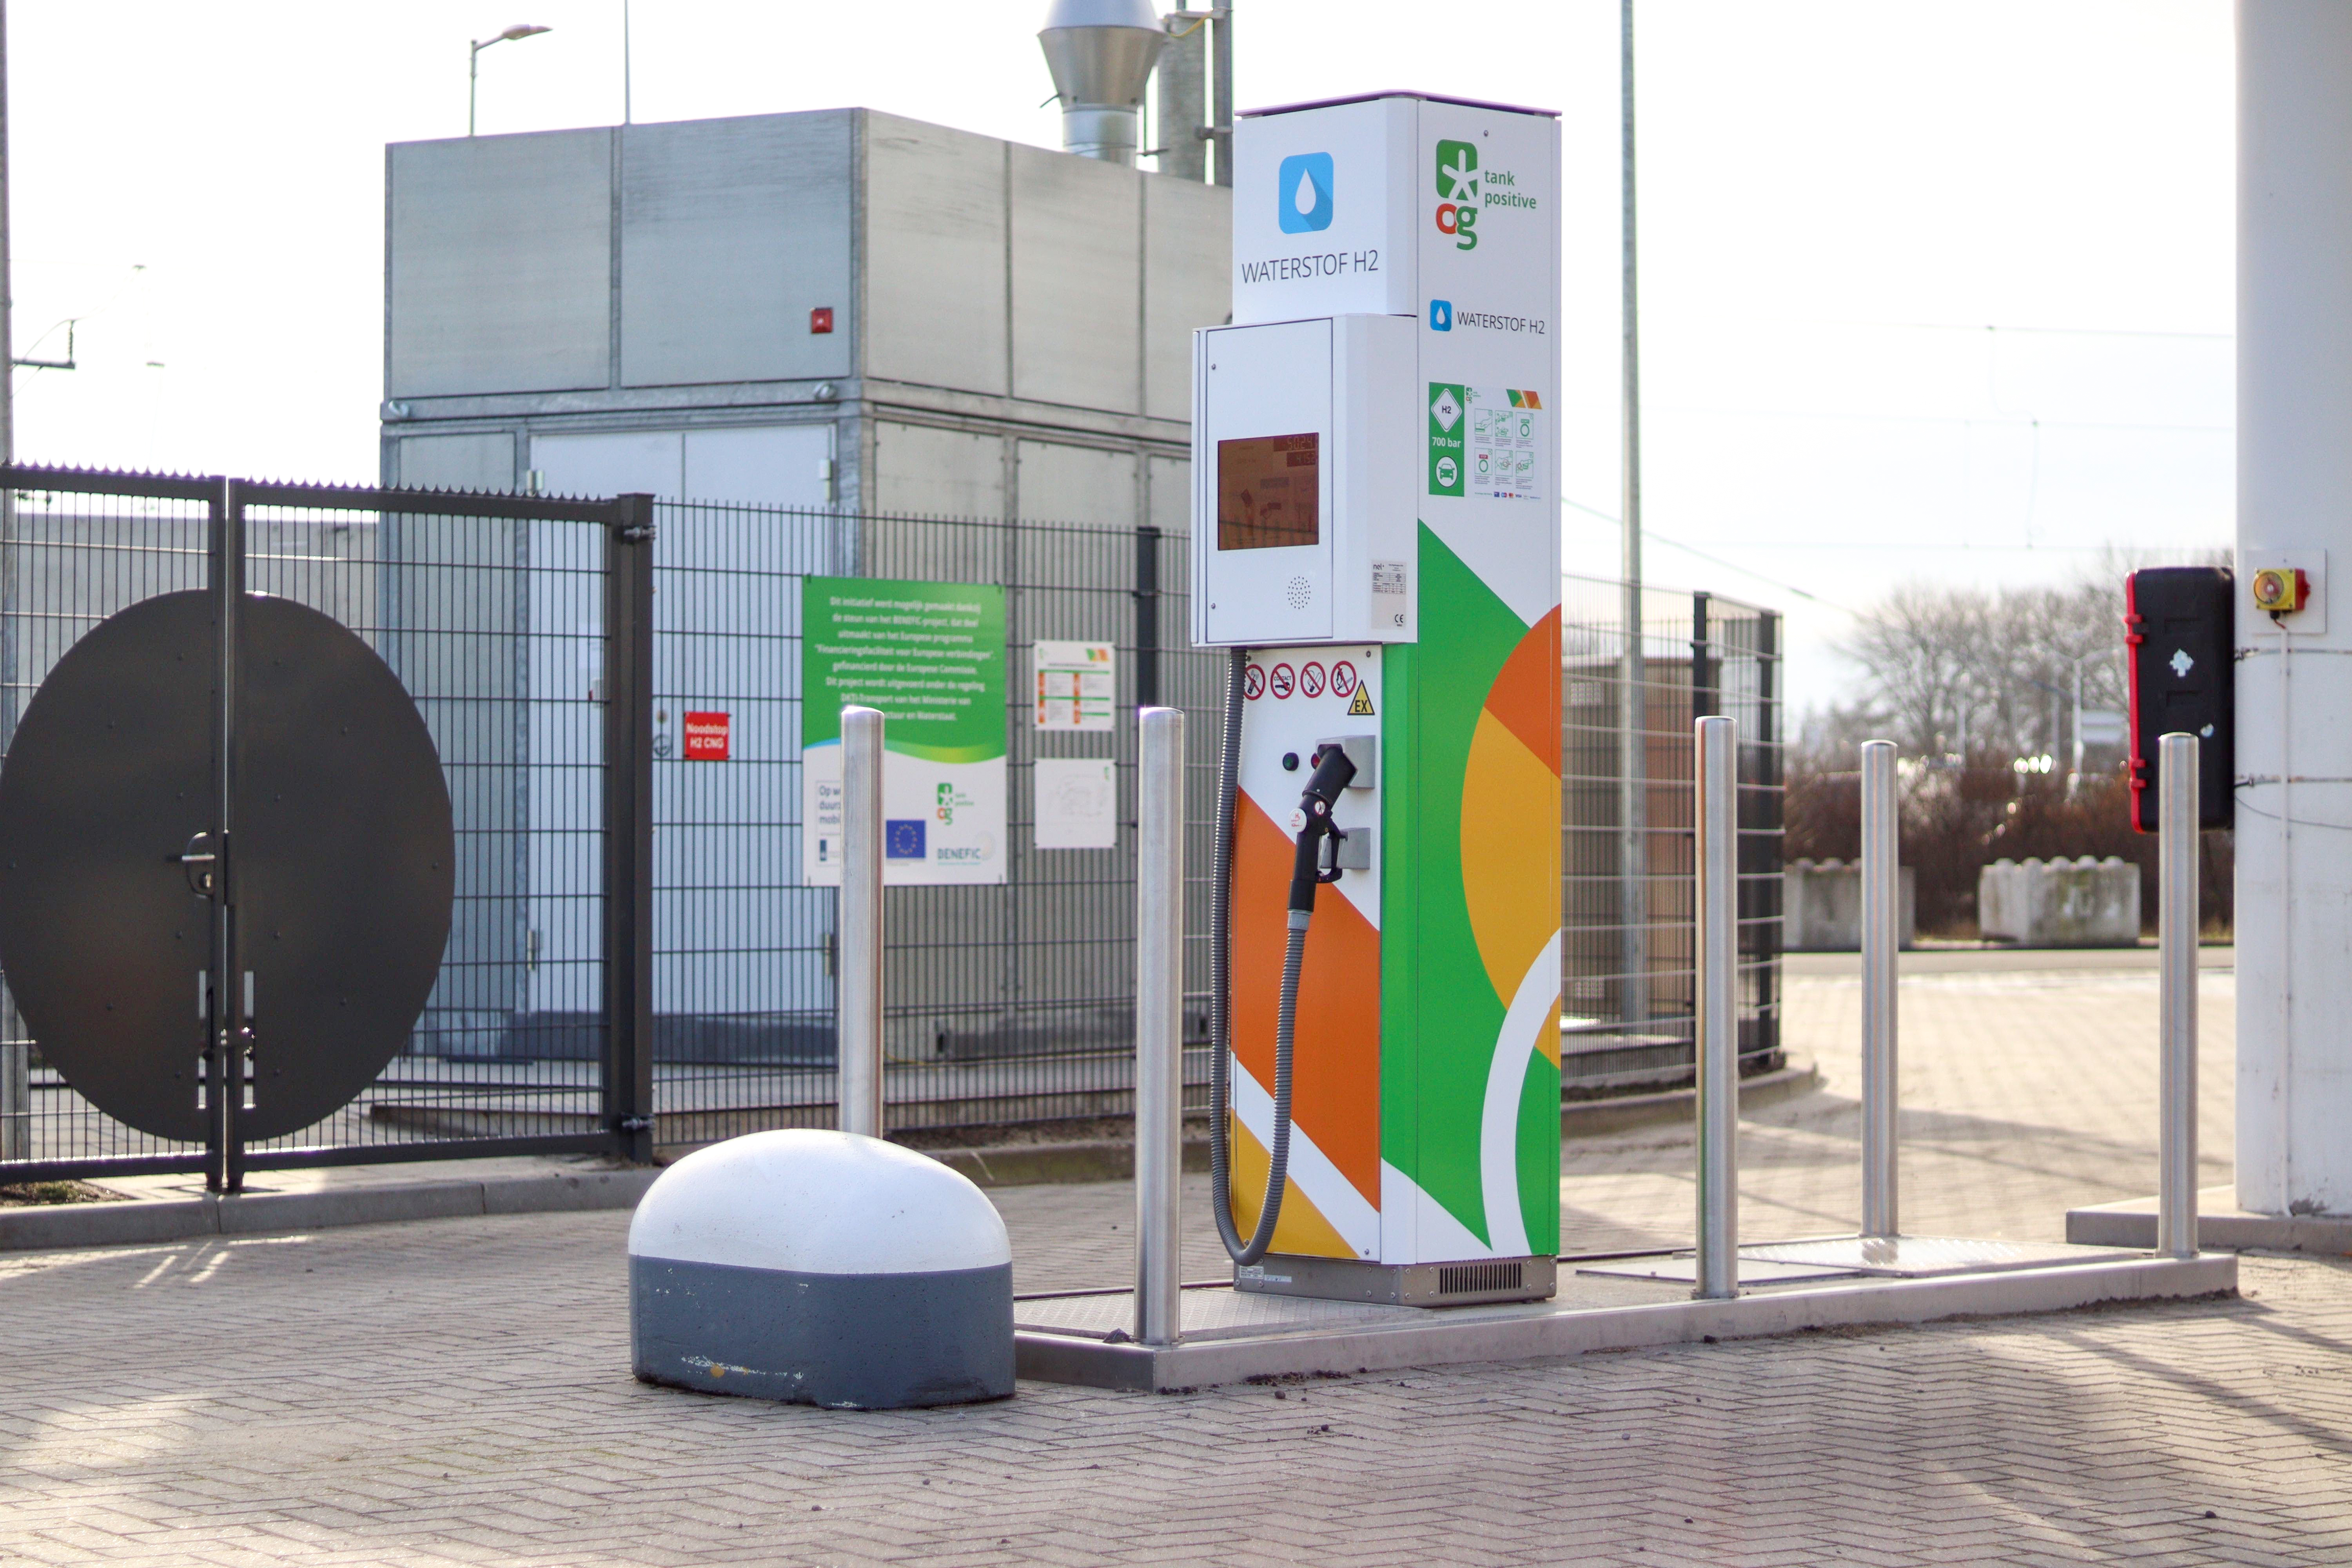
(864, 114, 1010, 396)
(1144, 176, 1231, 422)
(874, 421, 1004, 519)
(389, 131, 613, 397)
(1010, 147, 1140, 413)
(1147, 453, 1191, 536)
(396, 432, 517, 492)
(532, 430, 684, 500)
(621, 114, 854, 388)
(1017, 441, 1135, 528)
(684, 425, 835, 508)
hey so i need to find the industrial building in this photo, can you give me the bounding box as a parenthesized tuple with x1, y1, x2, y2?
(380, 108, 1229, 524)
(379, 101, 1232, 1065)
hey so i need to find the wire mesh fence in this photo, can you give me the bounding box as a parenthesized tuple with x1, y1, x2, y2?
(1561, 575, 1784, 1094)
(641, 505, 1222, 1142)
(0, 463, 1782, 1179)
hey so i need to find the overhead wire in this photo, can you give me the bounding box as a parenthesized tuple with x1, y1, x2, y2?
(1562, 495, 1864, 617)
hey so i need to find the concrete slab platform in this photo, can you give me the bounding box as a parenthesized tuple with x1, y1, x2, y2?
(2067, 1187, 2352, 1255)
(1013, 1249, 2237, 1391)
(1577, 1256, 1861, 1283)
(1580, 1235, 2162, 1284)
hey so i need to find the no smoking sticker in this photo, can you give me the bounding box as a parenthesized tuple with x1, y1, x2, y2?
(1299, 662, 1326, 699)
(1269, 663, 1296, 700)
(1330, 662, 1358, 698)
(1243, 663, 1266, 700)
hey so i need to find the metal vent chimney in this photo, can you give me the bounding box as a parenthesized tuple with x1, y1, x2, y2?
(1039, 0, 1167, 166)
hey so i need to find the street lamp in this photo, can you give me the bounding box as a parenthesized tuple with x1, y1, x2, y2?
(470, 24, 553, 138)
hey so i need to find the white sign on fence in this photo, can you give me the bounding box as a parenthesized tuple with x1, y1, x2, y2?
(1033, 640, 1115, 731)
(1034, 757, 1117, 850)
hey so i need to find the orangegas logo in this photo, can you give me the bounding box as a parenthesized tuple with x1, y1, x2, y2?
(1434, 139, 1479, 250)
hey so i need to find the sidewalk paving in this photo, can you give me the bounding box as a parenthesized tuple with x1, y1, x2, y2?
(5, 962, 2349, 1566)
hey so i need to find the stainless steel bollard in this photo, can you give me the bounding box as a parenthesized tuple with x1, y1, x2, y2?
(2158, 731, 2200, 1259)
(1693, 715, 1740, 1299)
(1860, 739, 1900, 1239)
(838, 705, 886, 1139)
(1134, 707, 1186, 1345)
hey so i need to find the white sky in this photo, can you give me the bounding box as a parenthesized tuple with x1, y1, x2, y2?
(5, 1, 2234, 711)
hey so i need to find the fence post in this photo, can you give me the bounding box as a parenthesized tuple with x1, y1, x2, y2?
(1133, 524, 1161, 709)
(2159, 731, 2200, 1258)
(603, 494, 657, 1164)
(1694, 713, 1739, 1299)
(1134, 706, 1185, 1345)
(1860, 738, 1899, 1239)
(838, 705, 886, 1139)
(0, 462, 18, 1159)
(208, 475, 248, 1195)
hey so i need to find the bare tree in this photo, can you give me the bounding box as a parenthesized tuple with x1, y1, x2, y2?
(1828, 571, 2140, 761)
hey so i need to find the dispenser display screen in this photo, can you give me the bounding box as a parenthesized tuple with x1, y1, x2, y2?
(1217, 433, 1320, 551)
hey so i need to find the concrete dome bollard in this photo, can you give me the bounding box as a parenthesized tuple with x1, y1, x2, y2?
(628, 1129, 1014, 1409)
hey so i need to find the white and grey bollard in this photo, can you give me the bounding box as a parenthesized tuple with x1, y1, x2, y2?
(1860, 738, 1900, 1239)
(839, 704, 885, 1139)
(2158, 732, 2200, 1260)
(1693, 715, 1740, 1300)
(628, 1129, 1015, 1408)
(1134, 707, 1185, 1346)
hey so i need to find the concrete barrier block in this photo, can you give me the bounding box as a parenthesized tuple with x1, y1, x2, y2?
(629, 1129, 1014, 1409)
(1979, 855, 2140, 947)
(1782, 858, 1915, 951)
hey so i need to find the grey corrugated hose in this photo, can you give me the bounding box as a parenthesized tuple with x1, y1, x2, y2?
(1209, 646, 1296, 1266)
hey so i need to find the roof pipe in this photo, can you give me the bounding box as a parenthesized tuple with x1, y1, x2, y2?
(1039, 0, 1166, 165)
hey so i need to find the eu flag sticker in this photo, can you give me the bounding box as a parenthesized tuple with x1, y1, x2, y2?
(885, 819, 927, 859)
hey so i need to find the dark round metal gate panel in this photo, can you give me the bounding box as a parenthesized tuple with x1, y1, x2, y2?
(0, 591, 455, 1143)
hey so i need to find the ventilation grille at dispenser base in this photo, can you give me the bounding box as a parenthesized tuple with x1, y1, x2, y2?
(1437, 1261, 1524, 1297)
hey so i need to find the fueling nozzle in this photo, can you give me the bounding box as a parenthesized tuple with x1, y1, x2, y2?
(1288, 744, 1359, 915)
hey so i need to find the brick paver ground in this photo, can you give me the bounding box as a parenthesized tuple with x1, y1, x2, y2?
(5, 961, 2347, 1567)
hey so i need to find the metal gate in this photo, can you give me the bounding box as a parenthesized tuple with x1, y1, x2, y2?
(0, 465, 652, 1183)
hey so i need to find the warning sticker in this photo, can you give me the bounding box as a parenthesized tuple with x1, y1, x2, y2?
(1347, 684, 1376, 717)
(1464, 386, 1543, 502)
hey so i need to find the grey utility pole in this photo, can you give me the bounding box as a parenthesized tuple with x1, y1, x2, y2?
(1212, 4, 1234, 187)
(1156, 6, 1210, 181)
(1617, 0, 1650, 1033)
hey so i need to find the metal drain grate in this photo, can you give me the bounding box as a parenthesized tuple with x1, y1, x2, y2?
(1437, 1261, 1524, 1296)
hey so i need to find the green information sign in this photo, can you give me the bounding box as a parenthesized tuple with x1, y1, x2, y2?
(800, 577, 1008, 885)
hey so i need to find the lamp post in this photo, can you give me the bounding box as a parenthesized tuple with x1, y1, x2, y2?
(470, 24, 553, 137)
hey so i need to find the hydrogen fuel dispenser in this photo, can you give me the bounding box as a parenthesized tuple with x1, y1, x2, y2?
(1196, 93, 1563, 1306)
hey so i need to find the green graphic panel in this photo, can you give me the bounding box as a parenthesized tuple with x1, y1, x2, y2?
(801, 578, 1006, 763)
(1379, 525, 1536, 1242)
(1517, 1048, 1560, 1255)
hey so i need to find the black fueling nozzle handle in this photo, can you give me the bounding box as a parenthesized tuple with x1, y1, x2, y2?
(1287, 745, 1359, 914)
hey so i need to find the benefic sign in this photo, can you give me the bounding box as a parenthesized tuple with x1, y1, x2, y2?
(800, 577, 1007, 886)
